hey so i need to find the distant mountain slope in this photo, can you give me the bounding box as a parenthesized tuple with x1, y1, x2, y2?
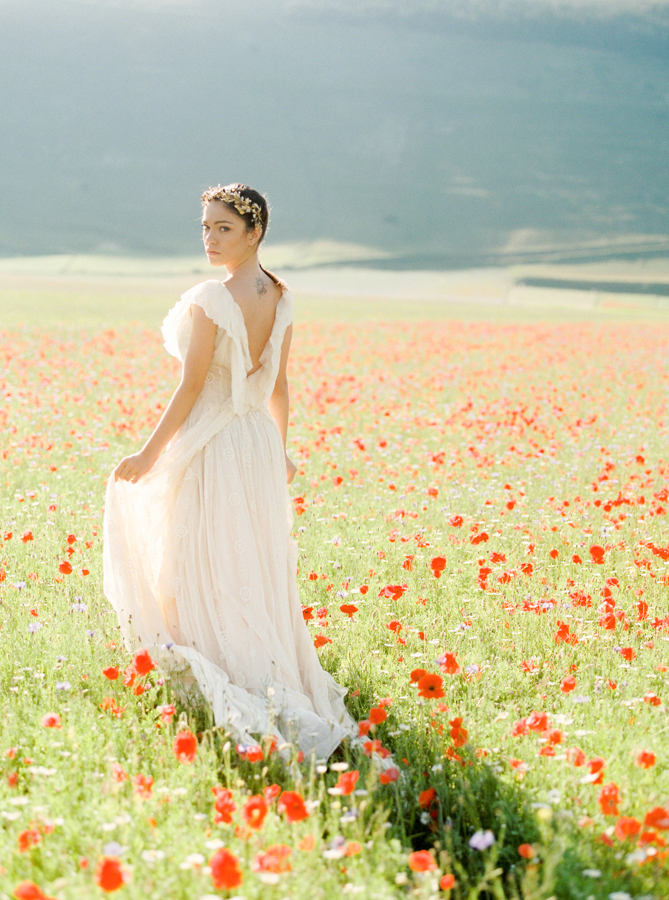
(0, 0, 667, 266)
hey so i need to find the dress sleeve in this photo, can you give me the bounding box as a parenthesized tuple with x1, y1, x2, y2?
(161, 280, 235, 361)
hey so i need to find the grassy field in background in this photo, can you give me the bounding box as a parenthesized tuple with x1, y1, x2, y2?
(1, 263, 669, 899)
(1, 251, 669, 329)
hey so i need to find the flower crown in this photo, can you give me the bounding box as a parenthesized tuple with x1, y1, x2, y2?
(205, 186, 264, 232)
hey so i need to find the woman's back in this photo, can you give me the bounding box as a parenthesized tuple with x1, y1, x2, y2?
(223, 273, 284, 377)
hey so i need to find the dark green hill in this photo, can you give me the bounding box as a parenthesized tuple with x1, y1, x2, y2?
(0, 0, 667, 267)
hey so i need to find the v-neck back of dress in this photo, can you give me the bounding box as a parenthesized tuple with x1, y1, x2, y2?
(219, 280, 286, 379)
(160, 279, 294, 417)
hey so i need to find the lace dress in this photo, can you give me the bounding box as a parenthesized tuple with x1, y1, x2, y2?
(103, 279, 357, 759)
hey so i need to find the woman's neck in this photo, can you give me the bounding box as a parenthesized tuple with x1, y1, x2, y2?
(224, 251, 261, 282)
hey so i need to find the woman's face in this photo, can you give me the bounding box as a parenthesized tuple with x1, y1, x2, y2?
(201, 200, 259, 267)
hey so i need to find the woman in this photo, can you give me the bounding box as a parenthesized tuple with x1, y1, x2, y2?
(103, 183, 357, 759)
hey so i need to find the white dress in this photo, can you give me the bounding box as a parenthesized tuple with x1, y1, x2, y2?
(103, 279, 357, 759)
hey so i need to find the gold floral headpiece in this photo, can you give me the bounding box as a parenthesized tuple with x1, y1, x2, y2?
(205, 185, 264, 231)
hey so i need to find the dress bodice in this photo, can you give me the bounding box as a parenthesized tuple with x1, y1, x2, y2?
(161, 280, 294, 416)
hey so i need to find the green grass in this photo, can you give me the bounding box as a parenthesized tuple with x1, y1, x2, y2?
(1, 268, 669, 899)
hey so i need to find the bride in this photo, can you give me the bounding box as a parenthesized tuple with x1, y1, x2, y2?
(103, 183, 357, 759)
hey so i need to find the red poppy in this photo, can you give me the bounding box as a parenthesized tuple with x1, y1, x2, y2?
(111, 763, 128, 782)
(236, 744, 263, 762)
(252, 844, 292, 874)
(636, 749, 656, 768)
(449, 717, 468, 747)
(619, 647, 636, 661)
(538, 746, 555, 758)
(379, 766, 400, 785)
(589, 545, 605, 564)
(554, 620, 577, 644)
(241, 794, 268, 830)
(419, 787, 437, 808)
(94, 856, 127, 892)
(417, 673, 445, 699)
(13, 883, 56, 900)
(408, 850, 437, 872)
(131, 648, 155, 675)
(172, 729, 197, 764)
(369, 707, 387, 724)
(100, 697, 124, 718)
(526, 711, 550, 733)
(378, 583, 408, 601)
(212, 787, 237, 824)
(436, 651, 460, 675)
(58, 561, 72, 574)
(102, 666, 119, 680)
(440, 874, 456, 890)
(17, 829, 42, 853)
(430, 556, 446, 578)
(363, 739, 392, 759)
(313, 635, 332, 648)
(40, 712, 61, 729)
(132, 773, 153, 798)
(333, 770, 359, 795)
(543, 728, 564, 746)
(518, 844, 535, 859)
(449, 515, 463, 527)
(560, 675, 576, 692)
(339, 604, 358, 618)
(598, 783, 621, 816)
(277, 790, 309, 822)
(615, 816, 641, 841)
(644, 807, 669, 830)
(586, 757, 606, 784)
(209, 847, 243, 890)
(511, 718, 529, 737)
(410, 668, 428, 683)
(264, 783, 281, 803)
(298, 833, 315, 852)
(158, 704, 176, 723)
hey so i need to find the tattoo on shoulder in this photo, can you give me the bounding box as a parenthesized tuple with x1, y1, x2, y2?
(255, 276, 268, 298)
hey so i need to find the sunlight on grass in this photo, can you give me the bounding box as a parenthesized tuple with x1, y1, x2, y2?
(1, 270, 669, 898)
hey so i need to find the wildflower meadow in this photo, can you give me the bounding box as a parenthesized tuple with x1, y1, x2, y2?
(1, 281, 669, 900)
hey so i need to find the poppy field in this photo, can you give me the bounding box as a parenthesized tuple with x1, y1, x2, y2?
(1, 285, 669, 900)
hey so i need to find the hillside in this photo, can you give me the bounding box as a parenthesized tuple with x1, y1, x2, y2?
(0, 0, 667, 267)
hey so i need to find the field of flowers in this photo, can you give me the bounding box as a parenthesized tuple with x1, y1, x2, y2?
(1, 286, 669, 900)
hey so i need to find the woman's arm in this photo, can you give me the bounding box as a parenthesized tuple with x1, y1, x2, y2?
(113, 305, 218, 483)
(268, 323, 297, 484)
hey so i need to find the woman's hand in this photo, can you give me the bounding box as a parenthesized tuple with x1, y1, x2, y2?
(285, 453, 297, 485)
(113, 449, 157, 484)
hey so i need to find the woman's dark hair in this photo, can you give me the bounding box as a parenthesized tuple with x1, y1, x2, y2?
(201, 182, 283, 286)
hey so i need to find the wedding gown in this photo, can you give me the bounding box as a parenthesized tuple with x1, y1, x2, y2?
(103, 279, 357, 759)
